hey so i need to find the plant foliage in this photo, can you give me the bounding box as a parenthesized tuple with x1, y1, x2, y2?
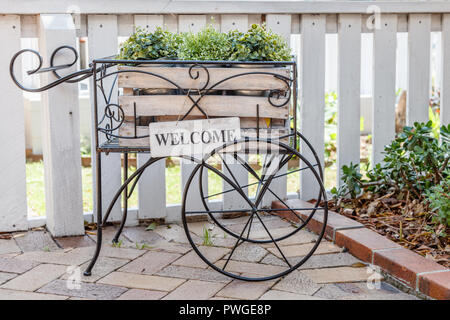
(227, 24, 291, 61)
(118, 27, 180, 60)
(177, 25, 232, 61)
(332, 122, 450, 227)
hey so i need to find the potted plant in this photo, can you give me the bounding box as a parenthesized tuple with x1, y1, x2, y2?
(116, 25, 292, 146)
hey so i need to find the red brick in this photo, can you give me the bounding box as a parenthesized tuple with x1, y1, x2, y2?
(335, 228, 400, 263)
(373, 248, 446, 288)
(272, 199, 363, 239)
(418, 271, 450, 300)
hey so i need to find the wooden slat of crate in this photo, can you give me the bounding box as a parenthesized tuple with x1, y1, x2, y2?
(122, 116, 283, 129)
(117, 66, 290, 90)
(155, 116, 280, 129)
(119, 95, 289, 119)
(118, 122, 288, 147)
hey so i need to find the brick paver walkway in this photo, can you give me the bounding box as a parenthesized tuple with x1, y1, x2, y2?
(0, 215, 420, 300)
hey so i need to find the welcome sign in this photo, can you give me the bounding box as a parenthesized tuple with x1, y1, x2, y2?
(149, 117, 241, 157)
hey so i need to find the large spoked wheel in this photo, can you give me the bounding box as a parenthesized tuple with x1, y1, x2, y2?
(181, 137, 328, 281)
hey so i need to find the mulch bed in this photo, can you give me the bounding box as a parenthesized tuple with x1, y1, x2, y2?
(324, 194, 449, 268)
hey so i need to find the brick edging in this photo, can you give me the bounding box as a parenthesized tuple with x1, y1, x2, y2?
(272, 199, 450, 300)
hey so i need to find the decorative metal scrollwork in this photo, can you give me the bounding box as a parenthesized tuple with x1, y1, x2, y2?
(9, 46, 95, 93)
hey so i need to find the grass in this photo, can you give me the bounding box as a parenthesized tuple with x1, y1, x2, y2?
(25, 158, 336, 217)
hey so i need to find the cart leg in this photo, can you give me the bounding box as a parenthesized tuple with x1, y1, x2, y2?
(113, 152, 128, 243)
(84, 152, 103, 276)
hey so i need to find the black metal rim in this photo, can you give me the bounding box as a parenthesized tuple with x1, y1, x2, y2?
(181, 137, 328, 281)
(196, 131, 324, 243)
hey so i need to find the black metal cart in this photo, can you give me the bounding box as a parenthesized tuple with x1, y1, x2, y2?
(10, 46, 328, 282)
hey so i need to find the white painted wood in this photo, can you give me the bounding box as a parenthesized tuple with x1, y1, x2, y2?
(266, 14, 292, 46)
(265, 14, 292, 202)
(7, 1, 450, 15)
(441, 14, 450, 127)
(407, 14, 431, 125)
(38, 14, 84, 236)
(221, 154, 249, 212)
(137, 155, 166, 220)
(0, 15, 28, 232)
(178, 15, 206, 33)
(219, 10, 250, 213)
(220, 14, 248, 32)
(372, 14, 397, 165)
(299, 14, 326, 201)
(337, 14, 361, 186)
(260, 154, 288, 208)
(134, 15, 164, 32)
(133, 16, 167, 220)
(178, 158, 209, 223)
(174, 14, 209, 223)
(88, 15, 122, 222)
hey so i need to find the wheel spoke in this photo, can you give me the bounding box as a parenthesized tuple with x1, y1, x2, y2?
(203, 164, 318, 199)
(222, 211, 256, 271)
(253, 211, 292, 268)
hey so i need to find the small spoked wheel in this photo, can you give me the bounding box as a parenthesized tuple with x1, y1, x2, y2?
(181, 137, 328, 281)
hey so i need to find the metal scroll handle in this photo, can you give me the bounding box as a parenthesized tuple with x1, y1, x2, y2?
(9, 45, 94, 93)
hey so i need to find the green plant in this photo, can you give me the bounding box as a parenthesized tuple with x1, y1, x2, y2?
(425, 176, 450, 227)
(146, 222, 157, 231)
(118, 27, 179, 60)
(80, 135, 91, 156)
(228, 24, 291, 61)
(332, 122, 450, 227)
(324, 91, 338, 165)
(112, 239, 123, 248)
(202, 226, 213, 246)
(177, 25, 232, 61)
(135, 242, 151, 250)
(331, 163, 362, 199)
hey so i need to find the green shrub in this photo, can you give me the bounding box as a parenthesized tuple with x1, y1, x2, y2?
(177, 25, 232, 61)
(228, 24, 291, 61)
(332, 122, 450, 227)
(425, 176, 450, 227)
(118, 27, 179, 60)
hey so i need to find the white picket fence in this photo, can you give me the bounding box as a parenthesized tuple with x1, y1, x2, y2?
(0, 1, 449, 236)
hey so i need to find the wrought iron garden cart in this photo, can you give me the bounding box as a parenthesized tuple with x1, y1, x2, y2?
(10, 46, 328, 282)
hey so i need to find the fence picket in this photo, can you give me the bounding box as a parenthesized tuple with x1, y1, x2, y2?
(219, 15, 250, 211)
(0, 15, 28, 232)
(88, 15, 122, 222)
(133, 15, 167, 221)
(134, 15, 164, 32)
(264, 14, 291, 203)
(441, 14, 450, 127)
(266, 14, 292, 46)
(337, 14, 361, 185)
(38, 14, 84, 236)
(220, 14, 248, 32)
(407, 14, 431, 125)
(372, 14, 398, 165)
(299, 14, 326, 200)
(175, 15, 208, 222)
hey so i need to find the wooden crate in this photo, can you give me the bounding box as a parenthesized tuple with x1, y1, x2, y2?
(117, 65, 291, 148)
